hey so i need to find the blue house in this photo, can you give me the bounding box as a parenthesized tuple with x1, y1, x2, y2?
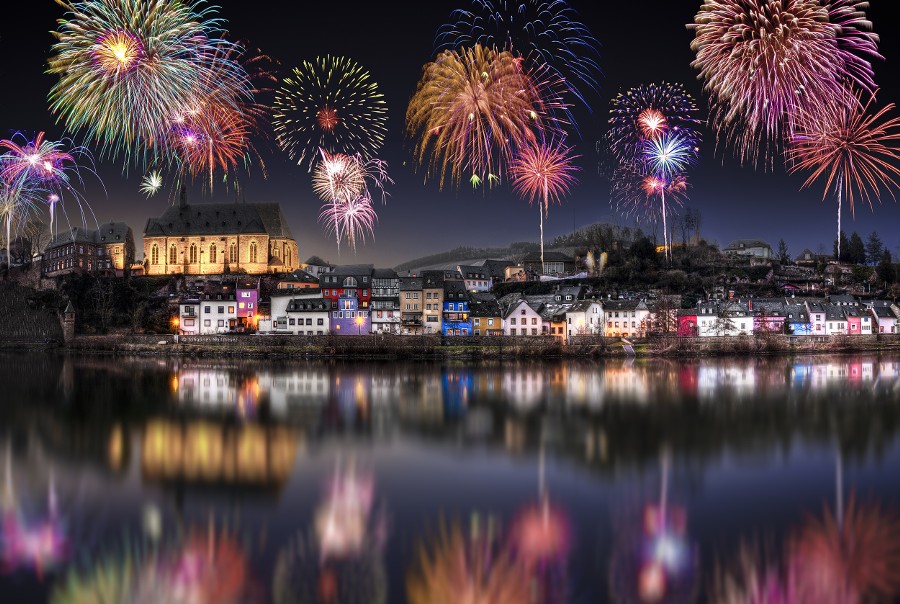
(442, 280, 471, 336)
(785, 304, 812, 335)
(331, 296, 371, 335)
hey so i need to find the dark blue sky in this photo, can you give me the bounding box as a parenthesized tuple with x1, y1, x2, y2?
(3, 1, 899, 266)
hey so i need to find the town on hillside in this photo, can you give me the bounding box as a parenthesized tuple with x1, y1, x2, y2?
(1, 199, 899, 341)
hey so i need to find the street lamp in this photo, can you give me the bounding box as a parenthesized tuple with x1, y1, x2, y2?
(356, 315, 363, 335)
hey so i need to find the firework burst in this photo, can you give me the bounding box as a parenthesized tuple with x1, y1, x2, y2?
(509, 138, 579, 267)
(608, 82, 701, 163)
(48, 0, 251, 165)
(787, 88, 900, 258)
(407, 44, 556, 189)
(689, 0, 881, 167)
(140, 170, 163, 198)
(406, 518, 530, 604)
(273, 56, 387, 170)
(435, 0, 601, 109)
(319, 196, 378, 255)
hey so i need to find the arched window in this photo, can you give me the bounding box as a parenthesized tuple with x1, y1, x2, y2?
(272, 244, 279, 258)
(229, 242, 236, 263)
(169, 244, 177, 265)
(249, 241, 257, 263)
(283, 243, 290, 267)
(189, 243, 198, 263)
(151, 244, 159, 265)
(209, 243, 217, 263)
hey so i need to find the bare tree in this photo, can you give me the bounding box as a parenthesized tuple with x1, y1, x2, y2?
(91, 278, 115, 333)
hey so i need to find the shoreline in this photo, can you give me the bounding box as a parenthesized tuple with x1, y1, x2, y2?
(7, 333, 899, 360)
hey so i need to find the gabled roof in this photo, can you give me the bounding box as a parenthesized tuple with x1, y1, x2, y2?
(469, 293, 502, 317)
(825, 304, 847, 320)
(457, 265, 488, 279)
(871, 306, 898, 319)
(399, 277, 423, 290)
(443, 280, 468, 298)
(144, 202, 294, 239)
(286, 298, 329, 312)
(283, 269, 319, 284)
(479, 259, 516, 280)
(567, 299, 601, 313)
(372, 268, 399, 280)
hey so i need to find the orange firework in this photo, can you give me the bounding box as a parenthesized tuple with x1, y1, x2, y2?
(407, 44, 551, 189)
(638, 108, 668, 140)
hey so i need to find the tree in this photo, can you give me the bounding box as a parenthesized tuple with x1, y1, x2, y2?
(834, 231, 850, 262)
(866, 231, 884, 265)
(630, 237, 659, 266)
(877, 250, 895, 285)
(848, 232, 866, 265)
(777, 239, 791, 265)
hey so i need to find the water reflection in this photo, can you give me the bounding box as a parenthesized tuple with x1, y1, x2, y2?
(2, 354, 900, 603)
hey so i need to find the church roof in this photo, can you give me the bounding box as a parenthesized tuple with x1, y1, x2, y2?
(143, 202, 295, 240)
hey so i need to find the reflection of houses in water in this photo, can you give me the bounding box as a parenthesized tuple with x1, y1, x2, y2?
(140, 420, 299, 488)
(502, 369, 546, 411)
(442, 371, 472, 418)
(258, 369, 331, 419)
(175, 368, 260, 417)
(697, 366, 755, 400)
(603, 365, 650, 403)
(564, 369, 605, 409)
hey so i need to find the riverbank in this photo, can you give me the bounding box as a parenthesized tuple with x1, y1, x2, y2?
(37, 332, 900, 360)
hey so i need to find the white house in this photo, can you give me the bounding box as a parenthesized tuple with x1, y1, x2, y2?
(565, 300, 603, 338)
(697, 301, 753, 337)
(270, 289, 322, 329)
(603, 299, 651, 338)
(871, 306, 898, 334)
(805, 302, 827, 335)
(179, 299, 201, 335)
(457, 265, 492, 293)
(193, 290, 237, 334)
(277, 298, 330, 335)
(723, 239, 773, 259)
(503, 298, 545, 336)
(824, 305, 848, 335)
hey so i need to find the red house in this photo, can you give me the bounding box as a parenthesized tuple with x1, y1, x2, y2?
(677, 309, 698, 337)
(319, 264, 374, 310)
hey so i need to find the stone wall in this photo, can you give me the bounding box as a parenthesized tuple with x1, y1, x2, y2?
(0, 283, 64, 344)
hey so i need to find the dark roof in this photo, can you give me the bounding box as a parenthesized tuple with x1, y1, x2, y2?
(286, 298, 329, 312)
(48, 223, 132, 249)
(567, 300, 600, 313)
(399, 277, 423, 290)
(603, 299, 644, 312)
(828, 294, 858, 305)
(784, 305, 809, 322)
(825, 304, 846, 320)
(480, 259, 516, 280)
(724, 239, 772, 251)
(372, 268, 399, 280)
(469, 293, 501, 317)
(872, 306, 897, 319)
(271, 287, 322, 298)
(443, 280, 468, 298)
(457, 265, 488, 279)
(144, 202, 295, 239)
(283, 269, 319, 284)
(421, 270, 446, 288)
(330, 264, 374, 277)
(522, 251, 574, 263)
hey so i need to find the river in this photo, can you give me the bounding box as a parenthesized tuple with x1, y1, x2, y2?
(2, 354, 900, 603)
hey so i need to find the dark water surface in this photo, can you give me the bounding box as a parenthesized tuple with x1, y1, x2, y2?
(2, 354, 900, 603)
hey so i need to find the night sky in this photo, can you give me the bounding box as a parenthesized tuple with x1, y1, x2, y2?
(3, 1, 900, 267)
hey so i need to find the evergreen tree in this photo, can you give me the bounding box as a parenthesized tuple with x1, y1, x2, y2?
(866, 231, 884, 265)
(848, 232, 866, 265)
(877, 250, 895, 284)
(777, 239, 791, 265)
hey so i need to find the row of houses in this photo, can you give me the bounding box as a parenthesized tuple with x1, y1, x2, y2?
(175, 263, 900, 339)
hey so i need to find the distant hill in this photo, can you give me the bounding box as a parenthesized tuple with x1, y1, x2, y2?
(394, 222, 640, 273)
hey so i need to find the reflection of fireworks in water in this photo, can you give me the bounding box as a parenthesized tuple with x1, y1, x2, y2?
(407, 515, 530, 604)
(1, 445, 67, 578)
(789, 496, 900, 603)
(51, 522, 256, 604)
(508, 499, 571, 603)
(315, 461, 379, 561)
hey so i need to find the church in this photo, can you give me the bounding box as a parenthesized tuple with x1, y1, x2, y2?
(142, 190, 299, 276)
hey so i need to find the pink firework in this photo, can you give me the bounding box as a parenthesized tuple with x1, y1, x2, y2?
(689, 0, 882, 167)
(788, 87, 900, 259)
(509, 138, 579, 268)
(638, 108, 668, 140)
(319, 195, 377, 255)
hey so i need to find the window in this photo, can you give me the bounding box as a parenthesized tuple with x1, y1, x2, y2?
(205, 306, 211, 314)
(488, 319, 494, 326)
(229, 242, 237, 263)
(511, 318, 517, 325)
(289, 318, 296, 326)
(204, 319, 211, 327)
(318, 318, 324, 325)
(209, 243, 217, 262)
(151, 244, 159, 265)
(169, 244, 177, 264)
(218, 306, 224, 313)
(474, 318, 480, 325)
(521, 309, 526, 315)
(405, 293, 411, 299)
(531, 328, 537, 335)
(531, 318, 537, 325)
(189, 243, 198, 263)
(306, 318, 313, 325)
(218, 320, 225, 327)
(249, 241, 258, 263)
(228, 306, 235, 313)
